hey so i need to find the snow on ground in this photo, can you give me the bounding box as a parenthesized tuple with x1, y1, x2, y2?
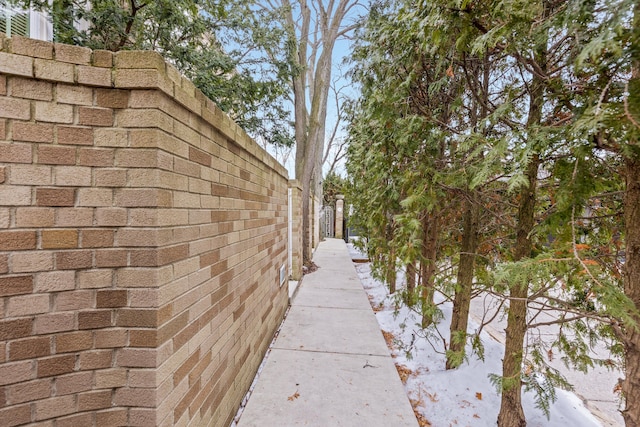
(349, 244, 605, 427)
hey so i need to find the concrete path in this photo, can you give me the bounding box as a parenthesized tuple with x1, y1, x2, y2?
(236, 239, 419, 427)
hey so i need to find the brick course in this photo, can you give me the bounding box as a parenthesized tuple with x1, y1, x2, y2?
(0, 36, 291, 427)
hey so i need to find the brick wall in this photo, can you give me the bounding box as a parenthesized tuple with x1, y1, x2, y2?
(0, 35, 290, 427)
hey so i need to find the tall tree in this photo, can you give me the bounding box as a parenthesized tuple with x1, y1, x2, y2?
(278, 0, 361, 265)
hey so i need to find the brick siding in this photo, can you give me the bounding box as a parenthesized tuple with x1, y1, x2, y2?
(0, 34, 290, 427)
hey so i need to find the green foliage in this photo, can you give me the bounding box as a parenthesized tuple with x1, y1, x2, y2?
(8, 0, 293, 146)
(346, 0, 639, 422)
(322, 172, 349, 208)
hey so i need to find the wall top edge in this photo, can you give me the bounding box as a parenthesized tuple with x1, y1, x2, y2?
(0, 34, 289, 180)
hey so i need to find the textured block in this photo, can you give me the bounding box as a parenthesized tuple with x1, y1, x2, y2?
(8, 35, 53, 59)
(13, 122, 54, 143)
(77, 65, 112, 87)
(10, 77, 53, 101)
(55, 43, 91, 65)
(0, 52, 33, 77)
(0, 97, 30, 120)
(34, 102, 73, 123)
(0, 142, 32, 163)
(34, 59, 75, 83)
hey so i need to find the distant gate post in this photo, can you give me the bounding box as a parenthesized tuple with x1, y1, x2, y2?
(289, 180, 303, 280)
(335, 195, 345, 239)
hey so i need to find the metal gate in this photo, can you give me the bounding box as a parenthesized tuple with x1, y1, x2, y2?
(320, 206, 334, 238)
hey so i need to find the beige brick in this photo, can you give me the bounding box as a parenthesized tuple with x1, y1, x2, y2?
(0, 76, 5, 95)
(95, 249, 127, 268)
(0, 142, 32, 163)
(34, 312, 75, 335)
(55, 330, 92, 353)
(78, 389, 112, 411)
(55, 290, 92, 311)
(115, 188, 171, 207)
(97, 89, 129, 109)
(56, 84, 93, 105)
(54, 43, 91, 64)
(36, 188, 75, 207)
(15, 207, 55, 227)
(34, 270, 75, 292)
(94, 329, 127, 348)
(114, 386, 157, 407)
(54, 165, 92, 186)
(95, 168, 126, 187)
(77, 269, 113, 289)
(34, 395, 76, 420)
(116, 108, 173, 132)
(129, 288, 158, 308)
(116, 51, 165, 69)
(95, 368, 127, 388)
(56, 250, 92, 270)
(0, 118, 5, 138)
(7, 379, 51, 404)
(0, 230, 36, 250)
(94, 128, 129, 147)
(56, 207, 93, 226)
(0, 52, 33, 77)
(34, 59, 75, 83)
(77, 188, 113, 206)
(13, 122, 54, 143)
(57, 125, 93, 145)
(81, 229, 115, 248)
(0, 207, 7, 227)
(10, 77, 53, 101)
(92, 50, 114, 68)
(77, 65, 112, 87)
(96, 208, 127, 226)
(0, 185, 31, 205)
(9, 164, 52, 185)
(42, 229, 79, 249)
(117, 268, 170, 288)
(0, 360, 33, 386)
(35, 102, 73, 123)
(78, 349, 112, 370)
(0, 97, 30, 120)
(78, 106, 113, 127)
(6, 293, 50, 316)
(55, 371, 93, 395)
(9, 35, 53, 59)
(116, 148, 162, 168)
(37, 145, 76, 165)
(11, 251, 54, 273)
(78, 148, 114, 167)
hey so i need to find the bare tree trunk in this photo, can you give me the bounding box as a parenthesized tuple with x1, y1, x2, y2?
(621, 5, 640, 424)
(622, 156, 640, 426)
(498, 10, 547, 421)
(284, 0, 356, 266)
(421, 212, 439, 328)
(406, 261, 416, 306)
(497, 154, 539, 427)
(447, 198, 480, 369)
(387, 245, 396, 293)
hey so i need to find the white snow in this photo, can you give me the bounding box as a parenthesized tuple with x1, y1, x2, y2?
(349, 244, 610, 427)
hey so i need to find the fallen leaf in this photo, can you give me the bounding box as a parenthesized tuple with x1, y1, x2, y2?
(287, 391, 300, 401)
(475, 392, 482, 400)
(473, 414, 481, 418)
(446, 66, 454, 78)
(427, 392, 439, 403)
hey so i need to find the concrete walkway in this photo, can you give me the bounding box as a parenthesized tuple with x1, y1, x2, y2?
(236, 239, 419, 427)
